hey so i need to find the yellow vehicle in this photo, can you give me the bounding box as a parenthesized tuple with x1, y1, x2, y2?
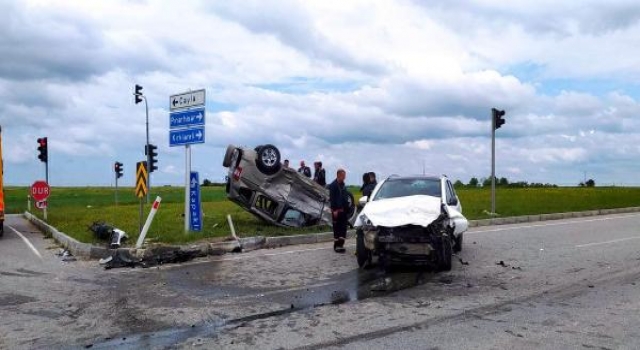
(0, 125, 4, 237)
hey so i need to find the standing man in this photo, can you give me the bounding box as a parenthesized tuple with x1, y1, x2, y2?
(313, 161, 326, 186)
(298, 160, 311, 178)
(328, 169, 349, 253)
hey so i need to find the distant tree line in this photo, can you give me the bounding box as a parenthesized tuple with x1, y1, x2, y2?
(453, 176, 565, 189)
(579, 179, 596, 187)
(202, 178, 226, 187)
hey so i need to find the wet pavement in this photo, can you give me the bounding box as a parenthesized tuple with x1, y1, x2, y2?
(3, 213, 640, 349)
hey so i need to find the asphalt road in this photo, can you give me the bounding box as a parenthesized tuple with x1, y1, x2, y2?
(2, 213, 640, 349)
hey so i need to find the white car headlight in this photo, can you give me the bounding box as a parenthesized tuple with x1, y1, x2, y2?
(360, 214, 375, 230)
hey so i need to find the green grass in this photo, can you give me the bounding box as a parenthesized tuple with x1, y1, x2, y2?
(4, 185, 640, 245)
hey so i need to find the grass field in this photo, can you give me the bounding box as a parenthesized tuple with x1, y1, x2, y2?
(4, 185, 640, 245)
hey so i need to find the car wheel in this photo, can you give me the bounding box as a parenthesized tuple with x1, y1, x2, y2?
(223, 145, 236, 167)
(356, 229, 369, 268)
(255, 144, 281, 175)
(438, 235, 452, 271)
(453, 232, 463, 253)
(345, 192, 356, 219)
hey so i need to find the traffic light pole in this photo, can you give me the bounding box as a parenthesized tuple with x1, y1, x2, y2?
(115, 173, 119, 206)
(143, 96, 151, 204)
(491, 111, 496, 214)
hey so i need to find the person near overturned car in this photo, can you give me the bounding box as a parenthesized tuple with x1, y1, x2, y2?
(313, 161, 326, 187)
(298, 160, 311, 178)
(328, 169, 349, 253)
(362, 172, 377, 198)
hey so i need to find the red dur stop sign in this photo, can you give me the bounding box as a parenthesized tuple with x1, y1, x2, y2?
(31, 181, 50, 202)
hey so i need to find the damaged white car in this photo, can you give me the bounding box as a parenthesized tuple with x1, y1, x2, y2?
(354, 175, 468, 271)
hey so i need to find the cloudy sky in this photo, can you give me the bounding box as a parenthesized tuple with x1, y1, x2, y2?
(2, 0, 640, 187)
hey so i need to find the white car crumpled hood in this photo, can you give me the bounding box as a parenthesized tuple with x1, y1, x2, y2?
(355, 195, 444, 228)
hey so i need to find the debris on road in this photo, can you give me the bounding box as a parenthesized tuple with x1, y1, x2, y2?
(99, 247, 201, 269)
(56, 249, 77, 262)
(496, 260, 523, 270)
(89, 221, 128, 249)
(330, 290, 350, 304)
(458, 258, 469, 265)
(99, 250, 140, 269)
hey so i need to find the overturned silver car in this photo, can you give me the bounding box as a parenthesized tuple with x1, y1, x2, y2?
(354, 175, 468, 271)
(223, 144, 356, 227)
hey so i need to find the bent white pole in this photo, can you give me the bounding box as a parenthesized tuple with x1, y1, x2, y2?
(227, 214, 238, 240)
(136, 196, 162, 249)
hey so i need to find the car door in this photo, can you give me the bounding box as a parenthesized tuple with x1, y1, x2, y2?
(443, 179, 468, 234)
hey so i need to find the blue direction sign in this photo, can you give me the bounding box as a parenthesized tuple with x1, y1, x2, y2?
(169, 126, 205, 147)
(170, 107, 205, 129)
(189, 171, 202, 231)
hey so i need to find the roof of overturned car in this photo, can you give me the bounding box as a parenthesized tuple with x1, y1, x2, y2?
(223, 144, 356, 227)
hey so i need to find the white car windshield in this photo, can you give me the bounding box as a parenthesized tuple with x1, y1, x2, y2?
(373, 177, 441, 200)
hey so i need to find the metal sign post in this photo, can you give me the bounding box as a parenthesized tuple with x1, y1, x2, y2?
(169, 89, 206, 233)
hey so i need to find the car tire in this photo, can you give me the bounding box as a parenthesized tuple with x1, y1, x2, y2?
(453, 232, 463, 253)
(223, 145, 236, 167)
(356, 229, 369, 268)
(255, 144, 281, 175)
(438, 235, 452, 271)
(346, 192, 357, 219)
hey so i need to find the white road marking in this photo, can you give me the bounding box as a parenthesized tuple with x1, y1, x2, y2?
(575, 236, 640, 248)
(8, 225, 43, 260)
(468, 213, 640, 235)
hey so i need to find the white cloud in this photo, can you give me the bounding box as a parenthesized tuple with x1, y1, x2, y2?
(1, 0, 640, 186)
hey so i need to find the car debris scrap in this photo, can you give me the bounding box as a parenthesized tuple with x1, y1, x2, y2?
(99, 247, 202, 269)
(89, 221, 128, 249)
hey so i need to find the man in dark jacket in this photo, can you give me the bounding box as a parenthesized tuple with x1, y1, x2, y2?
(298, 160, 311, 178)
(328, 169, 349, 253)
(313, 161, 326, 187)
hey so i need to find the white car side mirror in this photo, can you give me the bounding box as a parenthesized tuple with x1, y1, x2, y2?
(358, 196, 368, 206)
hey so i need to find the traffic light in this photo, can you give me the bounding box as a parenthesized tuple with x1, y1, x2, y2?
(145, 144, 158, 172)
(37, 137, 48, 163)
(492, 108, 506, 130)
(114, 162, 123, 179)
(134, 84, 143, 104)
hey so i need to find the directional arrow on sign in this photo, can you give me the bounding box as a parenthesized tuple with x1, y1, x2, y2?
(169, 126, 205, 147)
(169, 107, 205, 129)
